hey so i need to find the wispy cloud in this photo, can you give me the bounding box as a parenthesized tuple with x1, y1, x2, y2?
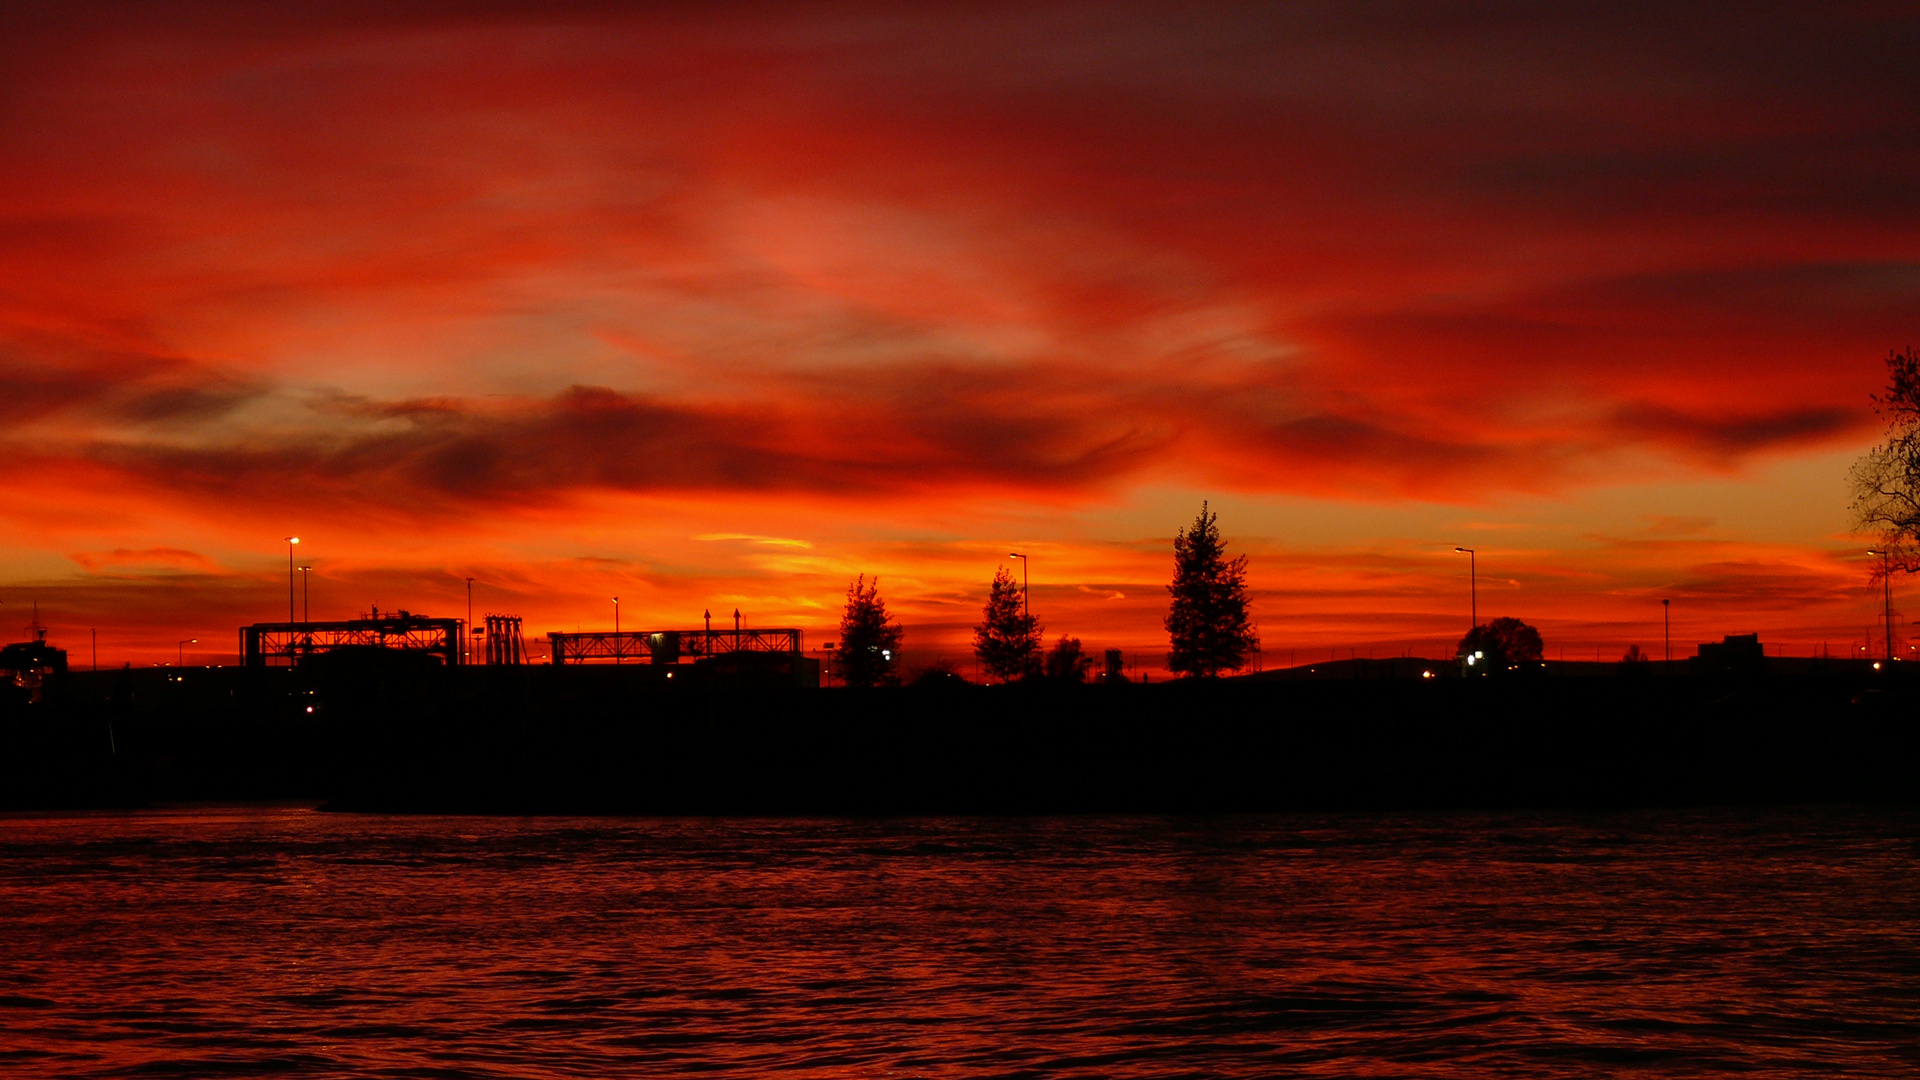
(696, 534, 814, 548)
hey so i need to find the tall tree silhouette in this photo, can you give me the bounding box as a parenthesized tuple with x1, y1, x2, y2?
(837, 575, 903, 688)
(1457, 617, 1544, 673)
(1165, 502, 1257, 677)
(1851, 347, 1920, 573)
(973, 565, 1041, 682)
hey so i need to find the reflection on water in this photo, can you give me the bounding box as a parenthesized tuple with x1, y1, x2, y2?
(0, 808, 1914, 1078)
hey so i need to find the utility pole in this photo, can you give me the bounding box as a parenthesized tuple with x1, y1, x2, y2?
(466, 577, 475, 665)
(284, 537, 300, 623)
(1454, 548, 1476, 631)
(1662, 598, 1670, 675)
(1009, 552, 1030, 624)
(1868, 550, 1894, 664)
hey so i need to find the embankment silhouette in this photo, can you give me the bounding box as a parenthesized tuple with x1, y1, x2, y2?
(3, 665, 1914, 813)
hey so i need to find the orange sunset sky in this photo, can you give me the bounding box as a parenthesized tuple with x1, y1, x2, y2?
(2, 2, 1916, 672)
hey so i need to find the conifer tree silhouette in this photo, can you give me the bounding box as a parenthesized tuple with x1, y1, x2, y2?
(1165, 501, 1257, 677)
(973, 565, 1042, 682)
(837, 575, 903, 687)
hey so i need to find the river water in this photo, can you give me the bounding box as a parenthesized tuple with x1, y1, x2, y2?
(1, 807, 1914, 1078)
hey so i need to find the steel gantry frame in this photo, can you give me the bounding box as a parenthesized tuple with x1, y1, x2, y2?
(547, 627, 802, 665)
(240, 610, 464, 667)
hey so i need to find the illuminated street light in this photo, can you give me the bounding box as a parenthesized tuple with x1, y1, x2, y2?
(1009, 551, 1029, 624)
(284, 537, 300, 623)
(178, 638, 196, 667)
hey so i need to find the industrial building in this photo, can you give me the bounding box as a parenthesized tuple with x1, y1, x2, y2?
(1, 623, 67, 705)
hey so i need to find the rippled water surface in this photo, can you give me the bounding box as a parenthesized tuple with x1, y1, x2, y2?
(1, 807, 1916, 1078)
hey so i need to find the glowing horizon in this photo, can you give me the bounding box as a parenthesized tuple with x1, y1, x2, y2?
(2, 4, 1914, 671)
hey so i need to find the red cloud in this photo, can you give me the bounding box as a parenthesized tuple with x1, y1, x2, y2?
(0, 2, 1914, 659)
(69, 547, 219, 573)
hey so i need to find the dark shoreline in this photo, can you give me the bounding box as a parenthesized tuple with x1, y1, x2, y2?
(4, 666, 1915, 814)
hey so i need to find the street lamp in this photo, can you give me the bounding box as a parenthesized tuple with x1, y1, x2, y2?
(1454, 548, 1476, 629)
(612, 596, 620, 665)
(1662, 598, 1671, 674)
(284, 537, 300, 623)
(178, 638, 196, 667)
(1868, 550, 1894, 664)
(466, 577, 475, 665)
(298, 566, 312, 623)
(1009, 551, 1029, 624)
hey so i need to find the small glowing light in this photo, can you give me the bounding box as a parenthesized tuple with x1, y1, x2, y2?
(305, 706, 314, 713)
(1873, 661, 1882, 670)
(666, 671, 674, 679)
(1421, 670, 1434, 679)
(882, 650, 892, 660)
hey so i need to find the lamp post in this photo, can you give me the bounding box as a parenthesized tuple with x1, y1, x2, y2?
(1868, 550, 1894, 664)
(704, 609, 712, 652)
(1009, 551, 1029, 624)
(466, 577, 475, 665)
(298, 566, 312, 623)
(613, 596, 620, 665)
(283, 537, 300, 623)
(1454, 547, 1476, 630)
(1662, 598, 1671, 674)
(734, 608, 741, 652)
(178, 638, 195, 667)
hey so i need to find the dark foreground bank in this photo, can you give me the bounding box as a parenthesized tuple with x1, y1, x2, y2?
(2, 666, 1915, 812)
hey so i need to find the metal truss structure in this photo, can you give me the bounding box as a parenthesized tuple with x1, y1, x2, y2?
(241, 610, 464, 667)
(547, 627, 802, 666)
